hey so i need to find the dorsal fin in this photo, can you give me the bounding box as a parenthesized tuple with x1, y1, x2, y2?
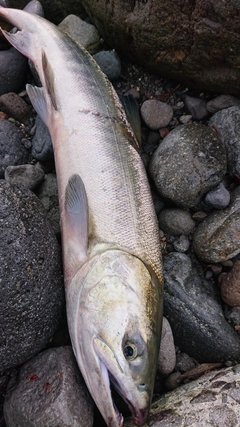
(42, 50, 58, 111)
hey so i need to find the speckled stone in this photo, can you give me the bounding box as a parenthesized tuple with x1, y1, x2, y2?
(124, 364, 240, 427)
(4, 164, 45, 190)
(149, 124, 227, 208)
(0, 92, 32, 123)
(158, 317, 176, 376)
(193, 186, 240, 263)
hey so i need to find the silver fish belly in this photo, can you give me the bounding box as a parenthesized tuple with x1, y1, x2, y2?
(0, 7, 163, 427)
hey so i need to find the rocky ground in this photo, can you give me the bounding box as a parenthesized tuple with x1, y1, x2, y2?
(1, 1, 240, 426)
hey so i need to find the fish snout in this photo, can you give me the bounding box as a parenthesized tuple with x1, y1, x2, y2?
(132, 407, 149, 426)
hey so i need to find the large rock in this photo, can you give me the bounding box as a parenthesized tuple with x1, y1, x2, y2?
(81, 0, 240, 94)
(125, 364, 240, 427)
(163, 252, 240, 363)
(149, 124, 227, 208)
(0, 181, 64, 371)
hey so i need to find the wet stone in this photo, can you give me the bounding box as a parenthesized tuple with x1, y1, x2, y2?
(149, 124, 227, 208)
(4, 347, 94, 427)
(0, 118, 30, 177)
(163, 252, 240, 363)
(193, 186, 240, 263)
(35, 172, 60, 237)
(173, 235, 190, 253)
(0, 181, 64, 371)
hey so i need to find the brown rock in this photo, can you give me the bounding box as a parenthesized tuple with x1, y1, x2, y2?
(0, 92, 32, 123)
(81, 0, 240, 94)
(221, 260, 240, 307)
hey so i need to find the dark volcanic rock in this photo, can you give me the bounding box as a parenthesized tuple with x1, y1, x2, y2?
(163, 252, 240, 363)
(81, 0, 240, 94)
(0, 181, 64, 371)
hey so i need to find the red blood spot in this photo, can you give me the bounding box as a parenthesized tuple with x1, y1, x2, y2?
(43, 381, 51, 391)
(30, 375, 39, 381)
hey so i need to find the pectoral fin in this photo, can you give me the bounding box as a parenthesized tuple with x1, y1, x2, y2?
(26, 84, 48, 126)
(64, 174, 89, 266)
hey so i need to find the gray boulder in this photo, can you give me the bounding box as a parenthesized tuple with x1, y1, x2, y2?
(163, 252, 240, 363)
(4, 347, 94, 427)
(81, 0, 240, 94)
(0, 181, 64, 370)
(149, 124, 227, 208)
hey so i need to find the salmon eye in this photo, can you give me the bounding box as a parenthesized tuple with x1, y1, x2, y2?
(124, 343, 138, 360)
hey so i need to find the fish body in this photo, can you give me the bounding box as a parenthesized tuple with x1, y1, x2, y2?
(0, 7, 163, 426)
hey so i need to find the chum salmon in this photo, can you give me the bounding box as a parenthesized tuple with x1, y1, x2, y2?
(0, 6, 163, 427)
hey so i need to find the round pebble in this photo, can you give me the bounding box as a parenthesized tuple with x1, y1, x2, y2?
(173, 235, 190, 252)
(140, 99, 173, 130)
(204, 181, 230, 209)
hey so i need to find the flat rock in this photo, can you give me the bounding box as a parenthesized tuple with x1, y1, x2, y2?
(193, 186, 240, 263)
(149, 124, 227, 208)
(0, 118, 30, 177)
(209, 106, 240, 176)
(4, 346, 94, 427)
(0, 181, 64, 370)
(124, 364, 240, 427)
(163, 252, 240, 363)
(81, 0, 240, 94)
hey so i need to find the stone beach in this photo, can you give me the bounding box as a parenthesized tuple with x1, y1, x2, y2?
(0, 1, 240, 426)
